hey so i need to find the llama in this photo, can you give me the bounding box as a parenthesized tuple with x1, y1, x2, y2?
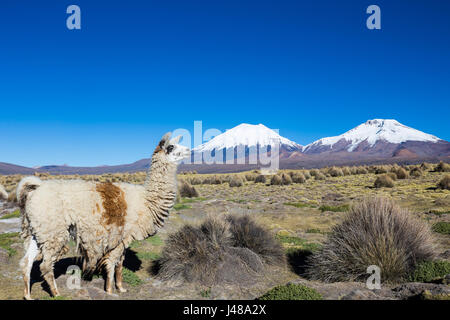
(0, 184, 8, 201)
(18, 132, 189, 300)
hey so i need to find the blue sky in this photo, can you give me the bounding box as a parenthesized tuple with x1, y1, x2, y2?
(0, 0, 449, 167)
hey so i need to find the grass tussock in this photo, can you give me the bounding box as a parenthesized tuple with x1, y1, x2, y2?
(437, 175, 450, 190)
(306, 197, 436, 283)
(395, 167, 409, 179)
(254, 174, 266, 184)
(157, 214, 284, 285)
(178, 181, 199, 198)
(229, 176, 244, 187)
(435, 161, 450, 172)
(374, 175, 395, 188)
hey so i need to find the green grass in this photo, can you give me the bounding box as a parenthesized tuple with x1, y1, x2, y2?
(0, 232, 20, 256)
(276, 234, 306, 246)
(129, 240, 141, 249)
(318, 204, 350, 212)
(173, 203, 192, 211)
(180, 197, 207, 203)
(306, 228, 321, 234)
(136, 251, 161, 261)
(200, 288, 211, 298)
(227, 199, 247, 203)
(259, 283, 322, 300)
(0, 210, 20, 220)
(145, 234, 164, 246)
(284, 202, 315, 208)
(431, 222, 450, 235)
(276, 235, 322, 252)
(122, 267, 143, 286)
(409, 260, 450, 283)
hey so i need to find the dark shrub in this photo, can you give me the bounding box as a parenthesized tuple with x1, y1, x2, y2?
(328, 167, 343, 177)
(374, 175, 394, 188)
(386, 172, 397, 181)
(254, 174, 266, 184)
(229, 176, 244, 187)
(309, 169, 319, 177)
(270, 175, 282, 185)
(315, 172, 326, 180)
(356, 167, 368, 175)
(226, 214, 285, 265)
(291, 173, 306, 183)
(303, 171, 311, 179)
(179, 181, 199, 198)
(435, 161, 450, 172)
(395, 168, 409, 179)
(190, 177, 202, 185)
(306, 197, 435, 283)
(259, 283, 322, 300)
(410, 167, 422, 177)
(281, 173, 292, 185)
(437, 175, 450, 190)
(158, 214, 284, 285)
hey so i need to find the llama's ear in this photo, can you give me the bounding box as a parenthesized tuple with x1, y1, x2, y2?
(169, 135, 182, 145)
(159, 132, 172, 148)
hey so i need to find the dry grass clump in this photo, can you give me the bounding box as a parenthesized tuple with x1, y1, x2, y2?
(437, 175, 450, 190)
(315, 172, 326, 180)
(306, 197, 435, 283)
(355, 166, 368, 175)
(386, 172, 397, 181)
(420, 162, 432, 171)
(374, 175, 395, 188)
(374, 166, 388, 174)
(270, 175, 282, 185)
(435, 161, 450, 172)
(410, 167, 422, 178)
(309, 169, 320, 177)
(341, 167, 351, 176)
(281, 173, 292, 185)
(179, 181, 199, 198)
(158, 214, 284, 285)
(291, 173, 306, 183)
(254, 174, 266, 184)
(190, 176, 202, 185)
(395, 167, 409, 179)
(229, 176, 244, 187)
(303, 171, 311, 179)
(328, 167, 343, 177)
(245, 174, 257, 182)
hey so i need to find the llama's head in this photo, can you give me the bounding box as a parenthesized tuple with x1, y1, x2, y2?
(154, 132, 190, 164)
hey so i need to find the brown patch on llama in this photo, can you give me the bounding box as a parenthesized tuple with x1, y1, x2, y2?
(96, 182, 128, 227)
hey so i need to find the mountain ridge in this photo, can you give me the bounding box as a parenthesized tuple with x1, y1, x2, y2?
(1, 119, 449, 175)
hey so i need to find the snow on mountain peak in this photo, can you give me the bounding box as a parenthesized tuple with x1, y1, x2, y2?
(303, 119, 441, 152)
(193, 123, 301, 152)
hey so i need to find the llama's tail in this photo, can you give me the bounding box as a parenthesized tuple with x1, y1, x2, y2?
(16, 176, 42, 207)
(0, 184, 8, 201)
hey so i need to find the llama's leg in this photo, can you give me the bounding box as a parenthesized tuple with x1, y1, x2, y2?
(104, 245, 125, 294)
(115, 254, 127, 293)
(40, 242, 66, 297)
(104, 260, 115, 294)
(20, 236, 39, 300)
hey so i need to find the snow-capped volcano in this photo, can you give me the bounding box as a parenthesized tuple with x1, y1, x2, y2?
(303, 119, 442, 154)
(193, 123, 301, 152)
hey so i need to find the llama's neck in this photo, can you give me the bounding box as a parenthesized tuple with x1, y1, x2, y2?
(143, 155, 178, 229)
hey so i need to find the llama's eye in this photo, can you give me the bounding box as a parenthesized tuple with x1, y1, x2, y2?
(167, 145, 174, 153)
